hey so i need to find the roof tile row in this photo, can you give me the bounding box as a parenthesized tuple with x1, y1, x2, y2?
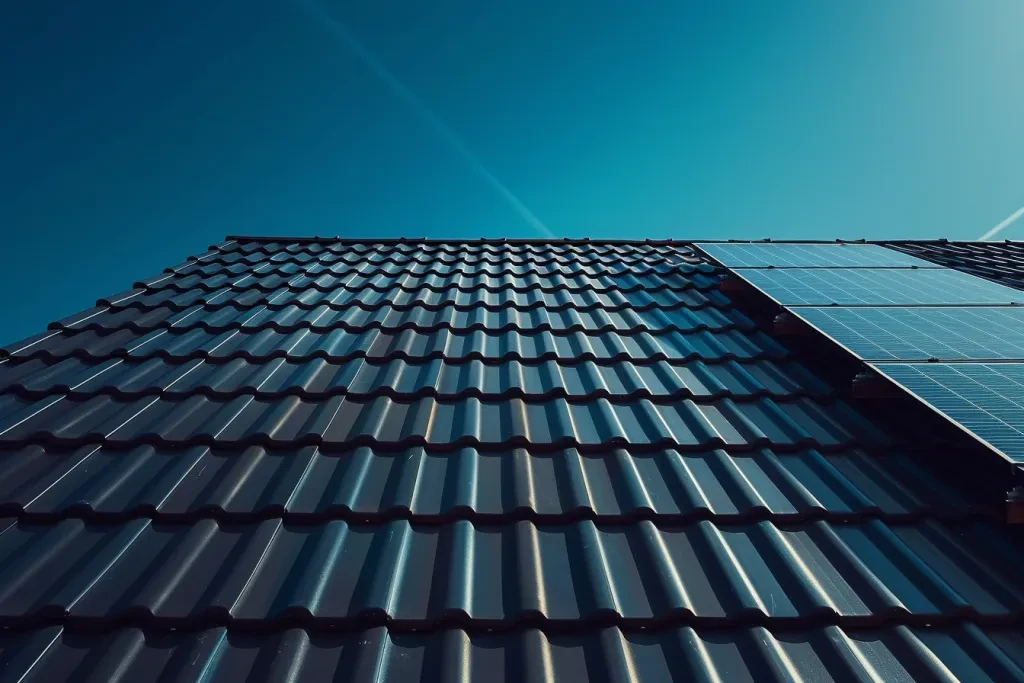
(170, 251, 698, 275)
(0, 517, 1019, 626)
(4, 624, 1024, 683)
(96, 283, 722, 314)
(3, 327, 785, 364)
(47, 299, 740, 335)
(0, 394, 885, 450)
(0, 445, 963, 522)
(0, 357, 831, 401)
(214, 239, 699, 257)
(137, 269, 709, 296)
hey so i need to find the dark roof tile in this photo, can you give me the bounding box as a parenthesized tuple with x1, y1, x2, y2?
(0, 357, 832, 400)
(0, 237, 1020, 681)
(48, 299, 742, 335)
(0, 517, 1018, 625)
(3, 327, 787, 363)
(3, 624, 1024, 683)
(0, 395, 885, 450)
(0, 445, 965, 522)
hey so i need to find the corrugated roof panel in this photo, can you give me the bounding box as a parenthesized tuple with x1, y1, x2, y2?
(0, 445, 967, 521)
(3, 624, 1023, 683)
(0, 517, 1018, 624)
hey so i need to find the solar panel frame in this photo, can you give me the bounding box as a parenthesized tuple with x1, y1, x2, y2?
(793, 307, 1024, 361)
(734, 268, 1024, 306)
(696, 243, 941, 269)
(871, 362, 1024, 463)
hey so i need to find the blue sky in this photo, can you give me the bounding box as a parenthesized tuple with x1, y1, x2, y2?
(2, 0, 1023, 342)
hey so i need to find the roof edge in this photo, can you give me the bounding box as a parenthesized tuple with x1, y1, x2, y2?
(225, 235, 1024, 246)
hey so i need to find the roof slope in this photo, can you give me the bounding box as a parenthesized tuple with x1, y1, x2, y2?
(1, 238, 1023, 682)
(884, 240, 1024, 291)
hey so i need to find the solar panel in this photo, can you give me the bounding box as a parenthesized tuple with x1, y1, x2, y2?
(794, 307, 1024, 361)
(735, 268, 1024, 306)
(873, 363, 1024, 462)
(696, 243, 939, 268)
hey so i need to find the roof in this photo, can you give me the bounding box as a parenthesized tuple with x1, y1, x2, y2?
(1, 238, 1023, 681)
(884, 240, 1024, 291)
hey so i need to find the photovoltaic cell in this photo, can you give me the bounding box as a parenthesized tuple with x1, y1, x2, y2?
(696, 243, 938, 269)
(735, 268, 1024, 306)
(873, 363, 1024, 462)
(794, 307, 1024, 361)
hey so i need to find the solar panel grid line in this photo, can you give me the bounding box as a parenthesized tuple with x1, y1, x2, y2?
(735, 268, 1024, 306)
(793, 308, 1024, 362)
(871, 363, 1024, 463)
(880, 241, 1024, 294)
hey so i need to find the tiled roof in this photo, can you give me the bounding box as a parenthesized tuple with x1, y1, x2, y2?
(0, 237, 1022, 682)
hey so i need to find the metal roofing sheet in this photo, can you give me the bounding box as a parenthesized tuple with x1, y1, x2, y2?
(4, 624, 1024, 683)
(0, 445, 966, 522)
(0, 517, 1019, 625)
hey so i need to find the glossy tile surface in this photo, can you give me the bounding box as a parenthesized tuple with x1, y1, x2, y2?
(0, 237, 1020, 682)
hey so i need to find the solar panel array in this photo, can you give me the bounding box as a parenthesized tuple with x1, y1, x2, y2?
(875, 364, 1024, 461)
(696, 242, 1024, 464)
(698, 243, 938, 269)
(732, 268, 1022, 306)
(795, 307, 1024, 361)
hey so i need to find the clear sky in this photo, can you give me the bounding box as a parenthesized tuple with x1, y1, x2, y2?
(2, 1, 1023, 343)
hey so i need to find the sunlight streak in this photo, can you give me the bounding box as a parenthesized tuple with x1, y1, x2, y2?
(978, 204, 1024, 241)
(299, 0, 556, 238)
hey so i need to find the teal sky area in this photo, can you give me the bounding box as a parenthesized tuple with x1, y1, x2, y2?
(2, 1, 1023, 342)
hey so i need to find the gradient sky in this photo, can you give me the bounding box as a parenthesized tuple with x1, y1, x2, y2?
(2, 0, 1023, 343)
